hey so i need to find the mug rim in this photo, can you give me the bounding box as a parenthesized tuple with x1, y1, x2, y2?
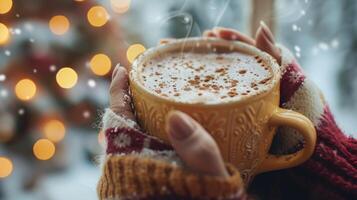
(129, 37, 281, 107)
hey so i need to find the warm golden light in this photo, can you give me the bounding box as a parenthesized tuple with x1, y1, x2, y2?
(15, 79, 37, 101)
(87, 6, 109, 27)
(127, 44, 146, 63)
(0, 23, 10, 45)
(90, 53, 112, 76)
(0, 0, 12, 14)
(0, 157, 13, 178)
(43, 120, 66, 143)
(110, 0, 131, 14)
(49, 15, 70, 35)
(33, 139, 55, 160)
(56, 67, 78, 89)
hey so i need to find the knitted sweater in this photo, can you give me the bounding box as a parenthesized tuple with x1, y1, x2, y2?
(97, 46, 357, 200)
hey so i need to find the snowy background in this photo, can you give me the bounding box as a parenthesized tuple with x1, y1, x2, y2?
(0, 0, 356, 199)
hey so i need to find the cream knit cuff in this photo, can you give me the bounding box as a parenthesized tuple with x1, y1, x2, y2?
(101, 108, 182, 165)
(102, 108, 138, 130)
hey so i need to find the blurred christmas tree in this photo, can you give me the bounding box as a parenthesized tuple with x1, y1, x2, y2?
(0, 0, 137, 191)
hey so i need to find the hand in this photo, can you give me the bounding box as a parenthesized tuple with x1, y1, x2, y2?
(161, 21, 281, 65)
(204, 22, 281, 64)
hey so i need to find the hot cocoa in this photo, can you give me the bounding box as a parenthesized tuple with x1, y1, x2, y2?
(139, 51, 273, 104)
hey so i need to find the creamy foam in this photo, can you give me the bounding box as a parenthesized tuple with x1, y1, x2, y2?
(139, 51, 273, 104)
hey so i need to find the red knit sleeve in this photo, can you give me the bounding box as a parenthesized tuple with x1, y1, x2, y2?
(272, 47, 357, 199)
(297, 106, 357, 199)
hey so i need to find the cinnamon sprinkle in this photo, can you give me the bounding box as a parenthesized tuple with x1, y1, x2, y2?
(227, 91, 238, 97)
(259, 77, 272, 84)
(238, 69, 247, 74)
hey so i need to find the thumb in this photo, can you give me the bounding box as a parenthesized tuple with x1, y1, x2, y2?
(166, 111, 228, 177)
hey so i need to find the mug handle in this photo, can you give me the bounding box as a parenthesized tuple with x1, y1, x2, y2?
(256, 108, 317, 174)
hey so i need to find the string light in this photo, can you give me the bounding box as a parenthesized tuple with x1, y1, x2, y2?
(43, 119, 66, 143)
(0, 89, 8, 98)
(0, 23, 10, 45)
(0, 0, 12, 14)
(87, 79, 96, 88)
(56, 67, 78, 89)
(49, 15, 70, 35)
(87, 6, 109, 27)
(18, 108, 25, 115)
(15, 79, 37, 101)
(83, 110, 90, 118)
(126, 44, 146, 63)
(4, 50, 10, 56)
(0, 157, 13, 178)
(33, 139, 55, 160)
(110, 0, 131, 14)
(90, 53, 112, 76)
(0, 74, 5, 81)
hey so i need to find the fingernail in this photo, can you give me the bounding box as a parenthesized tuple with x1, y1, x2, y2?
(259, 21, 275, 43)
(167, 111, 195, 140)
(112, 64, 121, 79)
(212, 27, 223, 35)
(118, 66, 128, 78)
(119, 66, 127, 73)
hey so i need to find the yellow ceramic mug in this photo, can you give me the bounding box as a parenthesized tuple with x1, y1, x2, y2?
(129, 38, 316, 181)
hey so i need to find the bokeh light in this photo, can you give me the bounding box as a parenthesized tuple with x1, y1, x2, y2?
(110, 0, 131, 14)
(90, 53, 112, 76)
(126, 44, 146, 63)
(87, 6, 109, 27)
(33, 139, 56, 160)
(0, 0, 12, 14)
(0, 23, 10, 45)
(0, 157, 13, 178)
(56, 67, 78, 89)
(49, 15, 70, 35)
(43, 120, 66, 143)
(15, 79, 37, 101)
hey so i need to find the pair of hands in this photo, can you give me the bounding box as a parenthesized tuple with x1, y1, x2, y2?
(109, 22, 281, 177)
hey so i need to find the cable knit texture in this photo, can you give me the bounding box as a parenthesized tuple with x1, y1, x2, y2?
(98, 155, 244, 200)
(98, 46, 357, 200)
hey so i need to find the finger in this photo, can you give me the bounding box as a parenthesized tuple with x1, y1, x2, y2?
(202, 30, 217, 37)
(258, 21, 275, 44)
(166, 111, 228, 177)
(159, 38, 176, 45)
(109, 65, 135, 120)
(255, 21, 282, 64)
(213, 27, 255, 45)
